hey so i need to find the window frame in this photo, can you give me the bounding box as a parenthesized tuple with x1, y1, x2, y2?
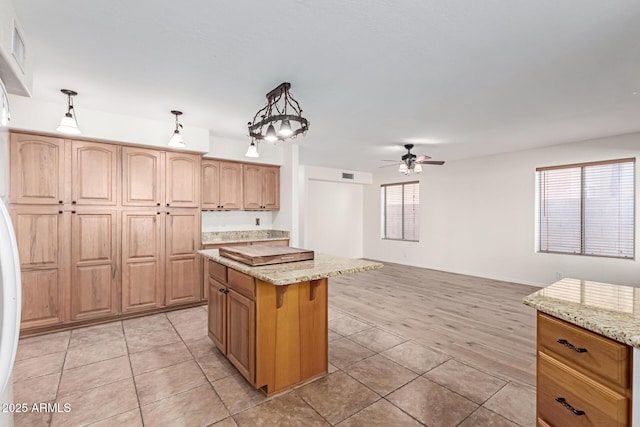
(381, 180, 420, 242)
(536, 157, 635, 259)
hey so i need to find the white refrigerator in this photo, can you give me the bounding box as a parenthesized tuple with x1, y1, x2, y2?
(0, 76, 21, 427)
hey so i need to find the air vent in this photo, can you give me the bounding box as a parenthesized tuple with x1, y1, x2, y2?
(342, 173, 354, 180)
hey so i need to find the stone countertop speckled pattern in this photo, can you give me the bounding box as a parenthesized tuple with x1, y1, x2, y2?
(202, 230, 289, 245)
(199, 249, 383, 286)
(523, 278, 640, 348)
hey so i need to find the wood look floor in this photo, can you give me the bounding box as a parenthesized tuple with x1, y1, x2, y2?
(329, 261, 539, 386)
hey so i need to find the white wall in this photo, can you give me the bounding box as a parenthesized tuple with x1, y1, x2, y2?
(7, 95, 210, 152)
(363, 132, 640, 287)
(301, 165, 372, 258)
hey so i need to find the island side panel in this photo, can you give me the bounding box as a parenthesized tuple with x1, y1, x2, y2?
(256, 278, 328, 395)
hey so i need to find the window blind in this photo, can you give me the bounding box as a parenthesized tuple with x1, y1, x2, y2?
(381, 181, 419, 241)
(537, 158, 635, 259)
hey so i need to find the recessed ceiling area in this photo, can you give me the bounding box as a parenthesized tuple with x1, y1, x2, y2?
(12, 0, 640, 171)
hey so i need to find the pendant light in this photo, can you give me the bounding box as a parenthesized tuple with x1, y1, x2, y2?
(56, 89, 81, 135)
(245, 140, 259, 158)
(168, 110, 186, 148)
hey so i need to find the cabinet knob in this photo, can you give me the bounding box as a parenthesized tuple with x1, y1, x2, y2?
(58, 210, 63, 214)
(58, 200, 63, 204)
(157, 212, 160, 215)
(166, 212, 170, 215)
(166, 203, 170, 207)
(71, 210, 76, 214)
(157, 203, 161, 206)
(218, 288, 224, 293)
(72, 201, 76, 205)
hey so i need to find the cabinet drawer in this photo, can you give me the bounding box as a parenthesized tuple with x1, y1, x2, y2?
(537, 313, 629, 389)
(208, 260, 227, 283)
(537, 352, 628, 427)
(228, 269, 255, 300)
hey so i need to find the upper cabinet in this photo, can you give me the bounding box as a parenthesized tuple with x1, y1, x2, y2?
(71, 141, 118, 206)
(10, 133, 118, 206)
(10, 133, 65, 205)
(166, 152, 200, 208)
(202, 160, 242, 210)
(243, 164, 280, 210)
(122, 146, 163, 207)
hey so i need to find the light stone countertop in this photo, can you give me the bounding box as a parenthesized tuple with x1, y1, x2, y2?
(199, 249, 383, 286)
(202, 230, 289, 245)
(523, 278, 640, 348)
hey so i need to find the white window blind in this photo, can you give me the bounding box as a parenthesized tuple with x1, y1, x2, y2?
(537, 158, 635, 259)
(381, 182, 419, 241)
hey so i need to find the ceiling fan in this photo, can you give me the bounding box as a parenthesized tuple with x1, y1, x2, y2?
(381, 144, 444, 175)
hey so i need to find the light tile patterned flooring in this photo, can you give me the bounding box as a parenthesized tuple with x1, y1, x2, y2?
(13, 304, 535, 426)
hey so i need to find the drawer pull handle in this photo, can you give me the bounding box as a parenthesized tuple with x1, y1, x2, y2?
(556, 339, 588, 353)
(555, 397, 585, 416)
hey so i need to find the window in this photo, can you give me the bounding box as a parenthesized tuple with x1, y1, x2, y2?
(381, 181, 419, 241)
(537, 158, 635, 259)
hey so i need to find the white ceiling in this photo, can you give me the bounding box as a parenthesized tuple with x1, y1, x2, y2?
(12, 0, 640, 171)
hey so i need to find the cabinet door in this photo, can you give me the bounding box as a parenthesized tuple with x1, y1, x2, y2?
(262, 166, 280, 210)
(166, 152, 200, 208)
(242, 164, 262, 210)
(165, 209, 201, 305)
(219, 161, 242, 209)
(71, 141, 118, 206)
(10, 133, 66, 205)
(122, 147, 163, 207)
(122, 211, 164, 312)
(201, 160, 220, 209)
(227, 289, 255, 383)
(11, 206, 68, 329)
(208, 280, 227, 352)
(70, 209, 119, 320)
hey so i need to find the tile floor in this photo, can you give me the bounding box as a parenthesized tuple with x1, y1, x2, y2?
(12, 305, 535, 426)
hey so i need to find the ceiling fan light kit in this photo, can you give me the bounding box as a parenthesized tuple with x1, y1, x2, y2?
(384, 144, 445, 175)
(246, 82, 309, 157)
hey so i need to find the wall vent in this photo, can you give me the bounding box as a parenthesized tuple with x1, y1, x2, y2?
(342, 173, 354, 180)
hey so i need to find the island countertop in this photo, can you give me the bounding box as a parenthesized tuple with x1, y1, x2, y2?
(523, 278, 640, 348)
(199, 249, 383, 285)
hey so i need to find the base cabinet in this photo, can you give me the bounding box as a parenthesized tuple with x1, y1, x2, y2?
(535, 312, 630, 427)
(206, 259, 327, 395)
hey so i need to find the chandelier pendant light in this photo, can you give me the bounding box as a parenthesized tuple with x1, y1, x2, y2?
(247, 82, 309, 142)
(168, 110, 186, 148)
(56, 89, 81, 135)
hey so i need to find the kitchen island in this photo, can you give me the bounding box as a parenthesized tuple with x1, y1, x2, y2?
(199, 248, 383, 395)
(523, 278, 640, 427)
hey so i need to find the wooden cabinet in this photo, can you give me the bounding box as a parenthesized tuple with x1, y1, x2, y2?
(70, 209, 119, 320)
(205, 259, 328, 395)
(10, 206, 67, 329)
(202, 160, 242, 210)
(165, 209, 201, 305)
(536, 312, 630, 426)
(122, 147, 163, 207)
(166, 152, 200, 208)
(10, 133, 65, 205)
(71, 141, 118, 206)
(242, 164, 279, 210)
(122, 211, 164, 312)
(10, 131, 204, 335)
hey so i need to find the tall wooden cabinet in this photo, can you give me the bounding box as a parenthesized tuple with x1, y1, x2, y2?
(242, 164, 279, 210)
(10, 131, 202, 334)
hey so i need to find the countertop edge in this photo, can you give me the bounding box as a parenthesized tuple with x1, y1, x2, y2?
(202, 237, 290, 245)
(522, 295, 640, 348)
(199, 249, 383, 286)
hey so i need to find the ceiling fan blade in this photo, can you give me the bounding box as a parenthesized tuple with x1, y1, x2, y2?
(415, 160, 445, 165)
(378, 163, 400, 168)
(415, 155, 432, 161)
(381, 159, 401, 162)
